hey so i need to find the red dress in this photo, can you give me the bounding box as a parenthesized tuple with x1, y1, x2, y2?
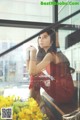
(29, 62, 75, 104)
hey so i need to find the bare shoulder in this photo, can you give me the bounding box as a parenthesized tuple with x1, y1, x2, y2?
(35, 52, 56, 74)
(47, 52, 60, 64)
(43, 52, 54, 62)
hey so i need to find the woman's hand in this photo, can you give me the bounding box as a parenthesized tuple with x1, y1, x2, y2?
(29, 46, 37, 53)
(27, 46, 37, 61)
(27, 46, 37, 53)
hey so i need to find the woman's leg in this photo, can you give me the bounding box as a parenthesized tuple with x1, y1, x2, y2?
(29, 87, 46, 111)
(29, 88, 56, 119)
(29, 87, 42, 105)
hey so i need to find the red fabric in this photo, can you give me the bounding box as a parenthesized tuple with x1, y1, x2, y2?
(29, 62, 75, 104)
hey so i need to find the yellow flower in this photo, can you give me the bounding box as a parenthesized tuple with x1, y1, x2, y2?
(13, 113, 17, 119)
(0, 96, 49, 120)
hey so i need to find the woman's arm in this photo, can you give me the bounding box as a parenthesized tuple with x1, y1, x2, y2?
(27, 47, 54, 75)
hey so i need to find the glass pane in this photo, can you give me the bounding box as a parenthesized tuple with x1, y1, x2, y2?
(0, 0, 53, 23)
(0, 27, 41, 99)
(58, 0, 80, 25)
(58, 3, 80, 116)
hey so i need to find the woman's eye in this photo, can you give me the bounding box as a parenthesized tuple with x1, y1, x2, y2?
(43, 35, 48, 38)
(44, 36, 47, 38)
(38, 36, 41, 39)
(38, 35, 48, 39)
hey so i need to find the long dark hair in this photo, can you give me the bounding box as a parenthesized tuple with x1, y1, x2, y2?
(37, 29, 56, 61)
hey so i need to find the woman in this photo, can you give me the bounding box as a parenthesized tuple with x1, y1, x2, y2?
(26, 29, 75, 111)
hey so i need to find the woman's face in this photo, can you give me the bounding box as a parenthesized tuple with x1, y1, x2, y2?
(38, 32, 53, 51)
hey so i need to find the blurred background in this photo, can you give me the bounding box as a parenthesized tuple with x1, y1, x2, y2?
(0, 0, 80, 100)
